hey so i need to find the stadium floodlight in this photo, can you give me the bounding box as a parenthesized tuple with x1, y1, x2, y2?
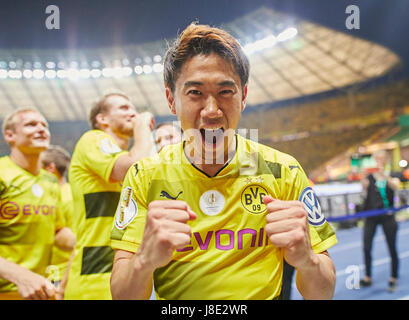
(143, 64, 152, 74)
(66, 68, 80, 81)
(91, 60, 100, 68)
(0, 69, 7, 79)
(57, 69, 67, 79)
(90, 68, 102, 78)
(153, 55, 162, 63)
(277, 27, 298, 42)
(134, 65, 143, 75)
(45, 69, 57, 79)
(242, 27, 297, 55)
(23, 69, 33, 79)
(79, 68, 91, 79)
(33, 69, 45, 79)
(243, 34, 277, 55)
(122, 66, 133, 77)
(8, 70, 22, 79)
(112, 67, 124, 78)
(46, 61, 56, 69)
(102, 67, 114, 78)
(152, 63, 164, 73)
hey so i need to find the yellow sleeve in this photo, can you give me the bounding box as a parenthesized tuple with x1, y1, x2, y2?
(110, 161, 148, 253)
(78, 131, 128, 184)
(280, 159, 337, 253)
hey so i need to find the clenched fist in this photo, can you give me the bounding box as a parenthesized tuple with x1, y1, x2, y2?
(263, 195, 315, 270)
(137, 200, 197, 270)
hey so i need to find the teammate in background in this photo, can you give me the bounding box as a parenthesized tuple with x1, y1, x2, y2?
(360, 150, 400, 292)
(154, 122, 183, 152)
(64, 91, 157, 300)
(110, 23, 337, 300)
(40, 145, 73, 299)
(0, 108, 75, 300)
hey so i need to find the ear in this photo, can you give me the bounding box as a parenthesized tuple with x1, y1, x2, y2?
(44, 162, 57, 174)
(165, 87, 177, 115)
(241, 84, 248, 112)
(95, 113, 108, 129)
(4, 129, 15, 146)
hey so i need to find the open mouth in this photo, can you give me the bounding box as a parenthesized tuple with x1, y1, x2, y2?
(200, 128, 225, 148)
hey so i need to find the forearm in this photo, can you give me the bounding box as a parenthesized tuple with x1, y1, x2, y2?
(129, 130, 157, 160)
(58, 250, 75, 293)
(54, 227, 76, 252)
(295, 252, 336, 300)
(111, 252, 154, 300)
(110, 133, 156, 183)
(0, 256, 24, 284)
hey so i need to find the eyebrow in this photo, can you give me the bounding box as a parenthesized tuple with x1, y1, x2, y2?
(183, 80, 237, 89)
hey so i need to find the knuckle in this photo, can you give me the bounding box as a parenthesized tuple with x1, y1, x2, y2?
(157, 232, 170, 245)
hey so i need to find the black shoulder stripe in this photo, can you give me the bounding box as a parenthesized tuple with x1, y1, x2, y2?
(265, 161, 282, 179)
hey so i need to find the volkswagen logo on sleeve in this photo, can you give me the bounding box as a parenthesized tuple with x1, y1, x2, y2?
(299, 186, 325, 226)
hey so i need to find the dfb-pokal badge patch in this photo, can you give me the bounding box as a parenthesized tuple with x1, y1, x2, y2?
(115, 187, 138, 230)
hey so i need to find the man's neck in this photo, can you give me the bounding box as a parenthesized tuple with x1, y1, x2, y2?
(10, 149, 41, 175)
(102, 128, 129, 150)
(185, 135, 237, 177)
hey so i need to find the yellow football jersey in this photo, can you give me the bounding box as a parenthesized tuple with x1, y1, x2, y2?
(111, 135, 337, 300)
(64, 130, 127, 300)
(48, 183, 74, 282)
(0, 156, 65, 293)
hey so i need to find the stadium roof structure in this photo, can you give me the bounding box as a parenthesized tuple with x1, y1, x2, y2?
(1, 0, 409, 174)
(0, 4, 403, 122)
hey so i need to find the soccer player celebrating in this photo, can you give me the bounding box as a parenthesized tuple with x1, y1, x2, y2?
(64, 91, 156, 300)
(110, 23, 337, 300)
(0, 108, 75, 300)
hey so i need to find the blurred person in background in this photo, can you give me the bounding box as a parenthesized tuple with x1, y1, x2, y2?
(0, 108, 75, 300)
(360, 149, 401, 292)
(64, 91, 157, 300)
(154, 121, 183, 152)
(40, 145, 74, 299)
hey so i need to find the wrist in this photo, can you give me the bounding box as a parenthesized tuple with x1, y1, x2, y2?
(295, 251, 320, 274)
(133, 250, 156, 275)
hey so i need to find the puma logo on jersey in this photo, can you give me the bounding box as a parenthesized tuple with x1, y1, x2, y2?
(160, 190, 183, 200)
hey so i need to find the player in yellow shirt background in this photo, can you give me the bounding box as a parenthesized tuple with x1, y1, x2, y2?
(110, 23, 337, 300)
(63, 91, 157, 299)
(0, 108, 76, 300)
(40, 145, 74, 299)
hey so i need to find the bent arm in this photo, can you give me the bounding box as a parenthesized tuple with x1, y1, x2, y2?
(54, 227, 76, 252)
(110, 250, 154, 300)
(110, 115, 157, 183)
(0, 256, 55, 299)
(295, 251, 336, 300)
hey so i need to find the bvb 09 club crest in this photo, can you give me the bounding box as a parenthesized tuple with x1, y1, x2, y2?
(241, 184, 268, 214)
